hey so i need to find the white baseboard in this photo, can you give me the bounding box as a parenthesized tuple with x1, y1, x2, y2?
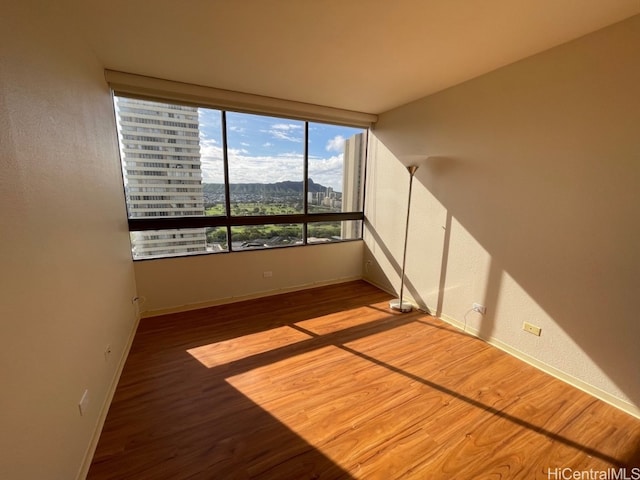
(438, 312, 640, 420)
(76, 313, 141, 480)
(141, 275, 363, 318)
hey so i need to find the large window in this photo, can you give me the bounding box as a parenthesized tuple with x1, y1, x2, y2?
(114, 96, 367, 260)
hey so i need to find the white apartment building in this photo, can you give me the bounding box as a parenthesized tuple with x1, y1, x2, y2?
(116, 97, 207, 258)
(342, 132, 366, 238)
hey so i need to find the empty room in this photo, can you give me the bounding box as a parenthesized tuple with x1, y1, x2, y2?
(1, 1, 639, 479)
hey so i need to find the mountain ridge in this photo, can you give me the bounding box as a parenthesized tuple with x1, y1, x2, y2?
(203, 178, 338, 195)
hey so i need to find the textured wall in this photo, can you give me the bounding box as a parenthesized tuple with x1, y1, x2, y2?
(0, 4, 138, 479)
(134, 241, 364, 315)
(364, 16, 640, 414)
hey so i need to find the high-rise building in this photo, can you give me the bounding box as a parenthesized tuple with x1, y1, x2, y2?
(342, 132, 366, 238)
(116, 97, 207, 258)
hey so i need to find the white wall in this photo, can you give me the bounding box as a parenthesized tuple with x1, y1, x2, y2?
(0, 3, 138, 479)
(134, 241, 364, 315)
(364, 15, 640, 416)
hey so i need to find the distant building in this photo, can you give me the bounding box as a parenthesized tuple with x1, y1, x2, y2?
(116, 97, 207, 258)
(342, 132, 366, 238)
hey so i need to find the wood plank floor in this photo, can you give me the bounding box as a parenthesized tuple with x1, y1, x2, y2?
(88, 281, 640, 479)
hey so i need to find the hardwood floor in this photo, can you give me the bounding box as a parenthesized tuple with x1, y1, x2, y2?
(88, 281, 640, 479)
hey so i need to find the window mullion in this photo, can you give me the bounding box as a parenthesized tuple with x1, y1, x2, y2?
(303, 121, 309, 245)
(221, 110, 233, 250)
(116, 94, 367, 260)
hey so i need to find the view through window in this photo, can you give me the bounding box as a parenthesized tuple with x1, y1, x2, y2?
(115, 96, 367, 259)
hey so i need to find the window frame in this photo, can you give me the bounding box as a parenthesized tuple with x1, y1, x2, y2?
(115, 95, 370, 258)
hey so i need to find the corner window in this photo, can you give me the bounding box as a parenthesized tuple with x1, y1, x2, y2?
(114, 96, 367, 259)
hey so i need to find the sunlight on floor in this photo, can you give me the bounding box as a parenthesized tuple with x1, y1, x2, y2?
(294, 306, 388, 335)
(182, 299, 630, 477)
(186, 325, 312, 368)
(224, 343, 437, 478)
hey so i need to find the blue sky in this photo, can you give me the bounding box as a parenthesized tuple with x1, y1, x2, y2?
(199, 109, 364, 191)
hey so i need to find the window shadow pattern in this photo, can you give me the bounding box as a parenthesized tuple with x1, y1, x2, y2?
(89, 282, 640, 479)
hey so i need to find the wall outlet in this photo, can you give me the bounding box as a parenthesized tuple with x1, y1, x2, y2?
(78, 389, 89, 416)
(104, 345, 112, 362)
(472, 303, 486, 315)
(523, 322, 542, 336)
(263, 271, 273, 278)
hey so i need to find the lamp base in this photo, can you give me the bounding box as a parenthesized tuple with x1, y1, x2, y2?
(389, 299, 413, 313)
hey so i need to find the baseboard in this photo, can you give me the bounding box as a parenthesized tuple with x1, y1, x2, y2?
(438, 312, 640, 420)
(76, 312, 141, 480)
(141, 275, 363, 318)
(358, 281, 638, 416)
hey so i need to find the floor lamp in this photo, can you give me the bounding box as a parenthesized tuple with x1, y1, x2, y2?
(389, 165, 419, 313)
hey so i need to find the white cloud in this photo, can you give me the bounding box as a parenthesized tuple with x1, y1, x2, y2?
(308, 154, 344, 190)
(228, 150, 304, 184)
(228, 147, 249, 155)
(200, 139, 224, 183)
(271, 123, 303, 131)
(266, 123, 303, 143)
(197, 109, 222, 134)
(262, 142, 273, 147)
(199, 138, 342, 188)
(326, 135, 345, 152)
(269, 130, 303, 143)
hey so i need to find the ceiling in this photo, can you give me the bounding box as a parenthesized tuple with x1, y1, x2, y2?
(61, 0, 639, 114)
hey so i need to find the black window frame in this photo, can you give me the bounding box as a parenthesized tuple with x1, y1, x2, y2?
(118, 98, 369, 258)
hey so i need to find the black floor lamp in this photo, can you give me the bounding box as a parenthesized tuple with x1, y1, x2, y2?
(389, 165, 419, 313)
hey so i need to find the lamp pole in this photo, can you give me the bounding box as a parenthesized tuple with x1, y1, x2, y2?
(390, 165, 419, 313)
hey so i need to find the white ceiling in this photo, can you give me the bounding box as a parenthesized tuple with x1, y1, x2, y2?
(63, 0, 639, 114)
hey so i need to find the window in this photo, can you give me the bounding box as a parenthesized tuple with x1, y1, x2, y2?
(114, 95, 367, 260)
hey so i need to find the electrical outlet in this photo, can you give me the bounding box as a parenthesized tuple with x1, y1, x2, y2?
(523, 322, 542, 336)
(472, 303, 486, 315)
(263, 271, 272, 278)
(104, 345, 112, 362)
(78, 389, 89, 416)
